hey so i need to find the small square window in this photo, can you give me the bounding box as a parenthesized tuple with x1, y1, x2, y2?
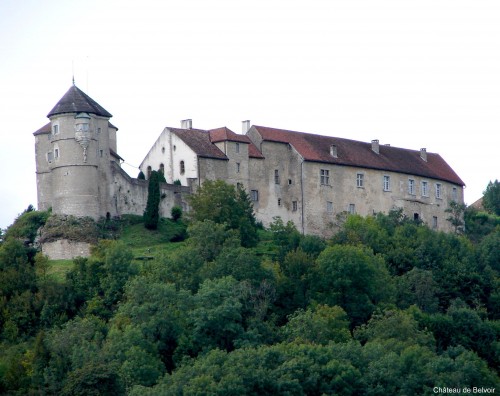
(288, 179, 292, 185)
(250, 190, 259, 202)
(47, 152, 53, 162)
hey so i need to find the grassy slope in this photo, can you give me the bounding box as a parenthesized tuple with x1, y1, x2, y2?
(47, 219, 277, 280)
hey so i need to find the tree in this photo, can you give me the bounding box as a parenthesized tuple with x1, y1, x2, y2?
(312, 245, 394, 327)
(137, 171, 145, 180)
(445, 201, 466, 234)
(483, 179, 500, 216)
(188, 180, 258, 247)
(170, 206, 182, 222)
(143, 170, 161, 230)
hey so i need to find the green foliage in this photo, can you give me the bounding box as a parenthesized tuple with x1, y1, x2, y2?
(144, 170, 161, 230)
(170, 206, 182, 222)
(188, 180, 259, 247)
(446, 200, 466, 234)
(483, 179, 500, 216)
(3, 207, 49, 244)
(1, 197, 500, 395)
(137, 170, 146, 180)
(269, 216, 301, 262)
(312, 245, 394, 327)
(281, 304, 351, 344)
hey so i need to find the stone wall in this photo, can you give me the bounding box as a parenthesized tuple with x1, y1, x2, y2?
(42, 239, 91, 260)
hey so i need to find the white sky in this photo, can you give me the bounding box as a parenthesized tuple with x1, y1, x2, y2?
(1, 0, 499, 229)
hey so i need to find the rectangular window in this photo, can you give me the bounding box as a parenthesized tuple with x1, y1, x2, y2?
(97, 127, 101, 134)
(99, 150, 103, 158)
(235, 142, 240, 153)
(432, 216, 438, 229)
(452, 187, 458, 201)
(320, 169, 330, 185)
(383, 175, 391, 191)
(52, 125, 59, 135)
(357, 173, 364, 188)
(348, 204, 355, 214)
(274, 169, 280, 184)
(236, 162, 240, 173)
(288, 179, 292, 185)
(435, 183, 442, 199)
(54, 148, 59, 159)
(327, 201, 333, 214)
(408, 179, 415, 195)
(250, 190, 259, 202)
(292, 201, 298, 211)
(421, 181, 429, 197)
(47, 152, 53, 162)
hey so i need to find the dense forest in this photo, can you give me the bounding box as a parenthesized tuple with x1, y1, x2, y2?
(0, 180, 499, 395)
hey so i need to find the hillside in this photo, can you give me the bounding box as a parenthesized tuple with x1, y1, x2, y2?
(0, 202, 499, 394)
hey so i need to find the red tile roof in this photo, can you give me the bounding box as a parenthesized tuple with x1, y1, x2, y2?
(254, 125, 464, 186)
(170, 128, 228, 160)
(33, 122, 51, 136)
(209, 127, 264, 159)
(209, 127, 251, 143)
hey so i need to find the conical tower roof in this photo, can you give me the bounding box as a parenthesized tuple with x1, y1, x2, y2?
(47, 85, 112, 118)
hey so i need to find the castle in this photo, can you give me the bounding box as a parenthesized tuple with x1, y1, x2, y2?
(34, 85, 465, 257)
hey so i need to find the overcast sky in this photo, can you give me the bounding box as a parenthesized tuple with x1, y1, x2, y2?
(1, 0, 499, 230)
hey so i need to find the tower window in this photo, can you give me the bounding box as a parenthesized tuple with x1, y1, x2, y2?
(278, 198, 282, 207)
(99, 150, 103, 158)
(348, 204, 355, 214)
(274, 169, 280, 184)
(54, 148, 59, 159)
(235, 143, 240, 153)
(250, 190, 259, 201)
(47, 152, 53, 162)
(52, 125, 59, 135)
(292, 201, 298, 211)
(327, 201, 333, 214)
(236, 162, 240, 173)
(452, 187, 458, 201)
(432, 216, 438, 229)
(180, 161, 185, 175)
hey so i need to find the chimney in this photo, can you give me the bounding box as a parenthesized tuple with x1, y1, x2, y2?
(242, 120, 250, 134)
(330, 144, 338, 158)
(371, 139, 379, 154)
(420, 148, 427, 162)
(181, 119, 192, 129)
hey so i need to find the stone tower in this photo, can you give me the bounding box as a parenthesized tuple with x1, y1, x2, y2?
(34, 85, 115, 220)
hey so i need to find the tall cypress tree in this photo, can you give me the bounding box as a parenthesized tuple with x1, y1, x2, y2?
(144, 170, 160, 230)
